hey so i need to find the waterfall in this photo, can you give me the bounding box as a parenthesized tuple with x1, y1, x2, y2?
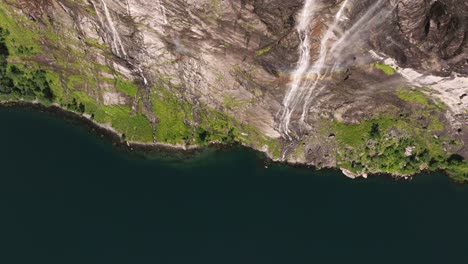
(126, 0, 131, 16)
(299, 0, 350, 124)
(278, 0, 319, 137)
(329, 0, 388, 56)
(279, 0, 391, 138)
(138, 67, 148, 85)
(279, 0, 349, 136)
(92, 0, 151, 86)
(156, 0, 168, 25)
(98, 0, 127, 58)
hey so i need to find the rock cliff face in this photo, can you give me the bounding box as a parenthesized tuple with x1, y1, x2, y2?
(0, 0, 466, 179)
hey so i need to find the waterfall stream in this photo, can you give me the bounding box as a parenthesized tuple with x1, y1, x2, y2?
(279, 0, 390, 138)
(99, 0, 127, 58)
(280, 0, 349, 136)
(156, 0, 168, 25)
(278, 0, 319, 137)
(92, 0, 156, 86)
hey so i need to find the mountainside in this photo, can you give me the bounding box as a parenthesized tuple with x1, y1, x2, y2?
(0, 0, 467, 179)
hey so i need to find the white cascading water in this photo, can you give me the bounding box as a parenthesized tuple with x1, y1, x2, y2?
(156, 0, 168, 25)
(329, 0, 387, 57)
(93, 0, 157, 85)
(299, 0, 350, 124)
(300, 0, 390, 120)
(279, 0, 390, 138)
(279, 0, 349, 136)
(98, 0, 127, 58)
(278, 0, 319, 137)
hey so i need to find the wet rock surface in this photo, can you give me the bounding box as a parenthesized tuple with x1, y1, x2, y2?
(377, 0, 468, 75)
(1, 0, 467, 177)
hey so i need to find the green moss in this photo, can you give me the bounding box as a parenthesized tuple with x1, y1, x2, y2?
(67, 75, 87, 89)
(395, 89, 447, 132)
(96, 105, 154, 142)
(84, 36, 107, 50)
(428, 116, 444, 131)
(149, 87, 280, 153)
(0, 4, 74, 105)
(446, 160, 468, 182)
(116, 79, 138, 97)
(371, 63, 396, 75)
(255, 46, 272, 57)
(93, 63, 114, 74)
(198, 107, 235, 143)
(0, 4, 41, 57)
(214, 71, 224, 82)
(396, 88, 430, 106)
(152, 88, 195, 144)
(396, 88, 447, 112)
(333, 116, 394, 147)
(330, 112, 465, 179)
(223, 95, 249, 110)
(69, 91, 153, 142)
(0, 39, 56, 103)
(268, 140, 281, 159)
(45, 71, 63, 100)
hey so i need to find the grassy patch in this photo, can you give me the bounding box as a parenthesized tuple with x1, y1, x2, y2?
(372, 63, 396, 75)
(0, 27, 57, 103)
(396, 88, 447, 111)
(149, 85, 280, 156)
(95, 105, 154, 142)
(69, 91, 154, 142)
(0, 4, 41, 57)
(333, 116, 394, 147)
(330, 112, 465, 179)
(446, 159, 468, 182)
(116, 79, 138, 97)
(255, 46, 272, 57)
(223, 95, 249, 110)
(396, 89, 430, 106)
(152, 88, 195, 144)
(428, 116, 444, 131)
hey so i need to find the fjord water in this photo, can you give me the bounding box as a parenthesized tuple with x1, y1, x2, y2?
(1, 108, 468, 264)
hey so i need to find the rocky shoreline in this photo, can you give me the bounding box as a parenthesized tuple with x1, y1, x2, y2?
(0, 0, 466, 180)
(0, 100, 455, 182)
(0, 101, 201, 155)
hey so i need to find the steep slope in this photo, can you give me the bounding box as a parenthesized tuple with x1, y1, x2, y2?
(0, 0, 466, 179)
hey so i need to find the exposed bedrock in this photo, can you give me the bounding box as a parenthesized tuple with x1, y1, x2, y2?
(1, 0, 467, 177)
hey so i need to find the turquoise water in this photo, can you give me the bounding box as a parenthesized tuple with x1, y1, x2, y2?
(0, 107, 467, 263)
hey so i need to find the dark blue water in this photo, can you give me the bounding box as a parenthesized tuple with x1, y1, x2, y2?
(0, 108, 467, 263)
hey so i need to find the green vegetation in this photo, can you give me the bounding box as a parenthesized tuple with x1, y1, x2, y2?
(1, 2, 464, 180)
(149, 85, 281, 158)
(222, 95, 250, 110)
(0, 4, 154, 143)
(396, 88, 430, 106)
(446, 158, 468, 182)
(151, 88, 195, 144)
(326, 87, 466, 179)
(395, 88, 447, 132)
(96, 105, 153, 142)
(0, 3, 281, 154)
(396, 88, 446, 111)
(371, 63, 396, 75)
(331, 112, 466, 180)
(255, 46, 272, 57)
(333, 115, 394, 146)
(0, 4, 41, 57)
(427, 116, 444, 131)
(68, 91, 154, 142)
(116, 79, 138, 97)
(0, 27, 56, 102)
